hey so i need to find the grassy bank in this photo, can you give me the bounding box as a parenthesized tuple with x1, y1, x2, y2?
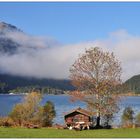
(0, 127, 140, 138)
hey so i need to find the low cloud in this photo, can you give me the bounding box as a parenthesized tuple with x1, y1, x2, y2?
(1, 30, 61, 49)
(0, 39, 97, 79)
(0, 29, 140, 81)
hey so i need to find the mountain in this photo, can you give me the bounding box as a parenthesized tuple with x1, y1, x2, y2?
(124, 74, 140, 94)
(0, 74, 74, 93)
(0, 22, 74, 93)
(0, 22, 21, 54)
(0, 22, 21, 32)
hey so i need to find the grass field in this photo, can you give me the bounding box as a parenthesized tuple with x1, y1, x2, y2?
(0, 127, 140, 138)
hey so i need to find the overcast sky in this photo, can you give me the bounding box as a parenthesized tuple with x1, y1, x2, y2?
(0, 2, 140, 81)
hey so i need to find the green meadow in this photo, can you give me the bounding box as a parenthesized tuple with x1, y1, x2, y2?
(0, 127, 140, 138)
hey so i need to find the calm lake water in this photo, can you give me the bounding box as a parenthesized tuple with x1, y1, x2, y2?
(0, 94, 140, 126)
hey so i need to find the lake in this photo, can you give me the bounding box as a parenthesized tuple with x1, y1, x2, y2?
(0, 94, 140, 126)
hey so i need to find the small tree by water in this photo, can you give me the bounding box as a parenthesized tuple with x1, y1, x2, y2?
(135, 113, 140, 127)
(121, 107, 134, 128)
(9, 92, 42, 126)
(102, 114, 113, 128)
(9, 92, 56, 127)
(42, 101, 56, 127)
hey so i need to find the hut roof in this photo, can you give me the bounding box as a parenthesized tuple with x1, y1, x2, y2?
(64, 107, 93, 117)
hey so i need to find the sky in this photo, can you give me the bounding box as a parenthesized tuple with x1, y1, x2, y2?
(0, 2, 140, 81)
(1, 2, 140, 44)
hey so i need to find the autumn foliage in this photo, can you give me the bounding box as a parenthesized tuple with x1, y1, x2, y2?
(0, 92, 56, 128)
(70, 47, 122, 127)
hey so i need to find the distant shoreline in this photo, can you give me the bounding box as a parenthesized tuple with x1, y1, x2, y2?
(1, 92, 140, 97)
(0, 93, 68, 96)
(119, 93, 140, 96)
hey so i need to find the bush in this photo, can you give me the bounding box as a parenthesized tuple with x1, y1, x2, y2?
(102, 114, 113, 128)
(9, 103, 25, 126)
(121, 107, 134, 128)
(9, 92, 56, 128)
(9, 92, 42, 127)
(135, 113, 140, 127)
(42, 101, 56, 127)
(0, 117, 15, 127)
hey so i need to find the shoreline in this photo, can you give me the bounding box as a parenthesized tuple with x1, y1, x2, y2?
(1, 93, 140, 97)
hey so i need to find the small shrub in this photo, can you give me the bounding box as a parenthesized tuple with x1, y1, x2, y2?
(42, 101, 56, 127)
(0, 117, 15, 127)
(8, 92, 56, 128)
(102, 114, 113, 128)
(135, 113, 140, 127)
(121, 107, 134, 128)
(9, 92, 42, 127)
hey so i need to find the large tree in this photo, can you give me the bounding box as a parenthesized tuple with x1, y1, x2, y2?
(70, 47, 121, 127)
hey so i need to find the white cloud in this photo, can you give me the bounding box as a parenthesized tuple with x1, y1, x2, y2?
(111, 31, 140, 81)
(0, 40, 98, 79)
(0, 29, 140, 81)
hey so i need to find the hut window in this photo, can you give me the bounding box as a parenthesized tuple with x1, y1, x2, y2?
(73, 117, 78, 122)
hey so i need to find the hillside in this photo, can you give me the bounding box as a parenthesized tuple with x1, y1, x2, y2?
(124, 74, 140, 94)
(0, 74, 74, 93)
(0, 22, 21, 54)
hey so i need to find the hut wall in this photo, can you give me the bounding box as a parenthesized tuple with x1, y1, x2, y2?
(65, 112, 90, 124)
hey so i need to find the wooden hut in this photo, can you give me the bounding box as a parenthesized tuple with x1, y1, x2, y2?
(64, 107, 94, 129)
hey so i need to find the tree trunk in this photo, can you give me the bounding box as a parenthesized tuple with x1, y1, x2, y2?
(95, 111, 101, 128)
(95, 94, 101, 128)
(96, 115, 100, 126)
